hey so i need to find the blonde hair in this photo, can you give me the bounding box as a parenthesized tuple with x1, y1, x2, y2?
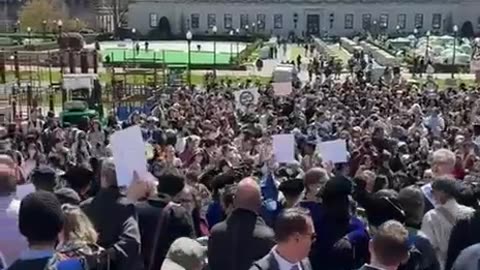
(61, 204, 98, 244)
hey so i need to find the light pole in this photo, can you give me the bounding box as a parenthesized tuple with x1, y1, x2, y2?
(412, 28, 418, 78)
(229, 30, 234, 62)
(452, 25, 458, 78)
(236, 28, 240, 59)
(131, 28, 136, 64)
(26, 27, 31, 46)
(42, 20, 47, 38)
(186, 30, 192, 88)
(245, 24, 249, 34)
(372, 20, 377, 39)
(252, 22, 256, 34)
(57, 20, 64, 75)
(212, 25, 217, 78)
(396, 25, 400, 36)
(425, 30, 431, 61)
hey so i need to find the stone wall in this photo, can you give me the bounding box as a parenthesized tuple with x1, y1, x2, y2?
(340, 37, 362, 54)
(359, 41, 398, 67)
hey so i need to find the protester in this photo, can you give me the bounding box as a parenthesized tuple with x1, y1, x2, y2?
(208, 177, 275, 270)
(421, 178, 475, 269)
(8, 191, 87, 270)
(81, 158, 141, 270)
(0, 155, 27, 267)
(135, 173, 195, 270)
(160, 237, 207, 270)
(359, 220, 410, 270)
(249, 207, 314, 270)
(56, 204, 105, 269)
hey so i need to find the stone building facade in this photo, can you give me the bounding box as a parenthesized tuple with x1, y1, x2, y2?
(127, 0, 480, 37)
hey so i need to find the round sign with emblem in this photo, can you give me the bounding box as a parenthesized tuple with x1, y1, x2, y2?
(239, 91, 254, 106)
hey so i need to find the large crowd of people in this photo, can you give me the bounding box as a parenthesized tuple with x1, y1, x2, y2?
(1, 41, 480, 270)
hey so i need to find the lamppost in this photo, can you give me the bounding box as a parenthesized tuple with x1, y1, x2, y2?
(229, 30, 234, 61)
(57, 20, 64, 75)
(245, 24, 249, 34)
(372, 20, 377, 39)
(293, 13, 298, 30)
(131, 28, 136, 64)
(452, 25, 458, 78)
(42, 20, 47, 38)
(235, 28, 240, 59)
(252, 22, 256, 34)
(186, 30, 192, 88)
(212, 25, 217, 78)
(57, 19, 63, 36)
(425, 30, 431, 61)
(396, 25, 400, 36)
(412, 28, 418, 78)
(26, 26, 31, 46)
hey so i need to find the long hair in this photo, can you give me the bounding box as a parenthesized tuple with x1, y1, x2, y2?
(61, 204, 98, 244)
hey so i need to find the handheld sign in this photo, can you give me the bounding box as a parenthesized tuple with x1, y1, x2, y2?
(272, 82, 292, 96)
(234, 88, 259, 110)
(272, 134, 295, 163)
(111, 125, 148, 186)
(317, 139, 348, 164)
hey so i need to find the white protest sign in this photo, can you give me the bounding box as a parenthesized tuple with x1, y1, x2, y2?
(234, 88, 259, 110)
(317, 139, 348, 164)
(272, 134, 295, 163)
(272, 82, 292, 96)
(16, 183, 35, 200)
(111, 125, 148, 186)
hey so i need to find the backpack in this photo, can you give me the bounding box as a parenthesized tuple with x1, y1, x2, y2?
(56, 242, 109, 270)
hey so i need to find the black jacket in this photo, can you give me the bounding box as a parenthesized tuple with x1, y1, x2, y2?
(208, 208, 276, 270)
(446, 211, 480, 270)
(249, 251, 312, 270)
(135, 195, 195, 270)
(81, 187, 141, 270)
(451, 243, 480, 270)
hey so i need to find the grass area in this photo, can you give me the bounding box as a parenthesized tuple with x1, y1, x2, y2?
(103, 48, 235, 65)
(328, 45, 351, 64)
(290, 46, 304, 61)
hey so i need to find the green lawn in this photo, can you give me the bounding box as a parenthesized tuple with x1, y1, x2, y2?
(290, 46, 304, 61)
(103, 48, 235, 65)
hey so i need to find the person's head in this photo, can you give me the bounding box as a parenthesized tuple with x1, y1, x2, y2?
(397, 186, 424, 227)
(0, 154, 16, 196)
(369, 220, 409, 269)
(431, 149, 455, 177)
(91, 120, 101, 132)
(431, 178, 459, 205)
(19, 191, 64, 247)
(100, 158, 117, 188)
(31, 166, 57, 192)
(303, 167, 329, 197)
(26, 143, 39, 160)
(274, 208, 315, 262)
(54, 188, 82, 205)
(63, 166, 94, 198)
(220, 184, 237, 215)
(233, 177, 262, 213)
(59, 204, 97, 245)
(157, 174, 185, 198)
(174, 185, 196, 214)
(161, 237, 207, 270)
